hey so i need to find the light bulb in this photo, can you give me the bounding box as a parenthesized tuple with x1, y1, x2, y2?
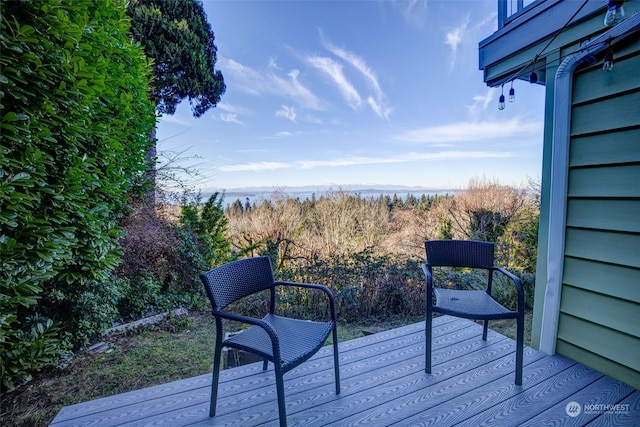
(529, 71, 538, 84)
(604, 1, 625, 27)
(509, 87, 515, 102)
(603, 51, 614, 71)
(498, 94, 505, 110)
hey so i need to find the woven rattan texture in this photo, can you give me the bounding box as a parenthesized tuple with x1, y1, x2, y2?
(433, 289, 510, 317)
(224, 314, 333, 370)
(425, 240, 494, 268)
(200, 256, 274, 310)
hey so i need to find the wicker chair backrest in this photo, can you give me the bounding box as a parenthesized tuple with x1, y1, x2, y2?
(200, 256, 275, 310)
(425, 240, 494, 269)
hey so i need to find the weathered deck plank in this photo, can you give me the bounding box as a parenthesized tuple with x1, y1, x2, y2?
(51, 316, 638, 426)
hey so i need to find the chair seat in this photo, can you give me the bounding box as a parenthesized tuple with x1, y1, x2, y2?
(224, 314, 334, 371)
(434, 289, 514, 319)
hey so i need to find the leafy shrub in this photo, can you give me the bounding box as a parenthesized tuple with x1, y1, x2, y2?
(272, 251, 424, 322)
(117, 272, 163, 320)
(180, 192, 232, 267)
(116, 208, 209, 320)
(1, 0, 155, 390)
(0, 317, 66, 392)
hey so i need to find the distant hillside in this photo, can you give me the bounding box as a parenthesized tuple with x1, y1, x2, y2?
(203, 185, 457, 205)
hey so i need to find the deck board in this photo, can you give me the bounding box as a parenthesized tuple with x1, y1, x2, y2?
(51, 316, 639, 426)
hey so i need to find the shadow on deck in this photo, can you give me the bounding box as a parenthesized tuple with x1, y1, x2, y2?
(51, 315, 639, 426)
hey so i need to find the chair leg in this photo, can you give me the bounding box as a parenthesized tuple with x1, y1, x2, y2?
(482, 320, 489, 341)
(275, 368, 288, 427)
(332, 324, 341, 394)
(210, 342, 222, 417)
(425, 313, 432, 373)
(515, 314, 524, 386)
(263, 359, 269, 371)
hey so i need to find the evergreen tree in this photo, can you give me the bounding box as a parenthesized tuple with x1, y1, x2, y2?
(180, 192, 230, 266)
(228, 199, 244, 217)
(128, 0, 225, 117)
(127, 0, 226, 202)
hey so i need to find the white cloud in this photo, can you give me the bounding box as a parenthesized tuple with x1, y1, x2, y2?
(220, 113, 244, 125)
(323, 41, 382, 98)
(306, 55, 362, 110)
(219, 57, 325, 110)
(321, 35, 391, 119)
(367, 96, 391, 121)
(297, 150, 513, 169)
(274, 131, 294, 137)
(385, 0, 428, 28)
(218, 102, 249, 115)
(219, 150, 516, 173)
(395, 118, 543, 144)
(466, 88, 495, 118)
(402, 0, 428, 27)
(276, 105, 297, 122)
(445, 15, 471, 71)
(268, 56, 280, 70)
(220, 161, 293, 172)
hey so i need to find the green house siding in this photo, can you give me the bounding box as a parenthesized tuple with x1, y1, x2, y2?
(479, 0, 640, 390)
(557, 39, 640, 389)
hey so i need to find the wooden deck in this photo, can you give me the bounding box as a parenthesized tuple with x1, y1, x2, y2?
(51, 315, 639, 426)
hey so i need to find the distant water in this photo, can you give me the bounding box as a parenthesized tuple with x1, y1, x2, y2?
(221, 188, 454, 208)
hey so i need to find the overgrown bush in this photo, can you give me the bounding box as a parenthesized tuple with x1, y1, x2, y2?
(115, 192, 233, 322)
(1, 0, 155, 391)
(116, 206, 210, 320)
(224, 183, 539, 325)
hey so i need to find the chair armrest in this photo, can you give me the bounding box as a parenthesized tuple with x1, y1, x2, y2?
(493, 266, 525, 312)
(212, 309, 280, 346)
(274, 281, 337, 321)
(421, 264, 433, 288)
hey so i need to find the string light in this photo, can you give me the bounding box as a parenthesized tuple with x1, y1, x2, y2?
(603, 40, 614, 71)
(604, 0, 625, 27)
(498, 85, 505, 110)
(497, 1, 589, 89)
(529, 54, 539, 84)
(509, 81, 516, 102)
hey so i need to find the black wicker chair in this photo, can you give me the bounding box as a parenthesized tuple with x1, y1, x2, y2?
(200, 256, 340, 427)
(422, 240, 524, 385)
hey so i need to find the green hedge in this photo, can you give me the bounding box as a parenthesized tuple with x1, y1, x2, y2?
(1, 0, 156, 391)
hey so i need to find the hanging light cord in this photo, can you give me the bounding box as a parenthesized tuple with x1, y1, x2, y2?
(503, 0, 591, 86)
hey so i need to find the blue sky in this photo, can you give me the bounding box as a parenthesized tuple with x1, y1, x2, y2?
(156, 0, 546, 192)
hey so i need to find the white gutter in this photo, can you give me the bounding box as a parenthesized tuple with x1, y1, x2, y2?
(539, 13, 640, 355)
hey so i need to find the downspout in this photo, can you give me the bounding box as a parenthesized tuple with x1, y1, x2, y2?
(539, 13, 640, 355)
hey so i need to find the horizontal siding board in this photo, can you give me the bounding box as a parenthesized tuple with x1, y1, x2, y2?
(566, 199, 640, 232)
(570, 91, 640, 137)
(569, 128, 640, 167)
(573, 51, 640, 105)
(564, 228, 640, 268)
(480, 2, 606, 85)
(557, 314, 640, 372)
(563, 257, 640, 303)
(560, 284, 640, 337)
(567, 164, 640, 198)
(556, 339, 640, 390)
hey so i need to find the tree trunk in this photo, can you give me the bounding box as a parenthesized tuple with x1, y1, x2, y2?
(145, 125, 157, 207)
